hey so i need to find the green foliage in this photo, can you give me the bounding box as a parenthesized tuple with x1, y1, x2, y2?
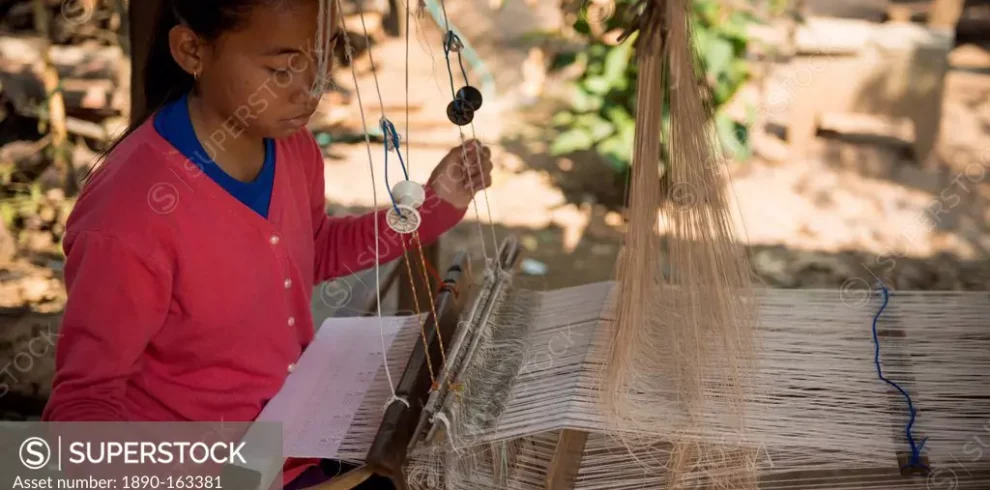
(549, 0, 756, 171)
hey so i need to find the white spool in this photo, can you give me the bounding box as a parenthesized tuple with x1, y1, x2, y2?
(386, 204, 421, 234)
(391, 180, 426, 208)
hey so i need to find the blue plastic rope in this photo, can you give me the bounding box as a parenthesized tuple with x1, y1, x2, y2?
(380, 119, 405, 216)
(871, 282, 928, 471)
(380, 118, 408, 180)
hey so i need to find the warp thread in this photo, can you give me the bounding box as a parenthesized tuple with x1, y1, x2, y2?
(431, 411, 462, 455)
(870, 281, 928, 471)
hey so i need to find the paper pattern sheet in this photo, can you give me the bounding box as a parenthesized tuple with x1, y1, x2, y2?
(255, 315, 406, 459)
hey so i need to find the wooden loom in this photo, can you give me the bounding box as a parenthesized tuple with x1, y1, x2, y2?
(230, 232, 990, 490)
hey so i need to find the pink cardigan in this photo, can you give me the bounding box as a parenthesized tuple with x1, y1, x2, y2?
(42, 120, 466, 482)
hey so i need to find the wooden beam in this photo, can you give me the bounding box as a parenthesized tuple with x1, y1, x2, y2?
(362, 250, 475, 489)
(545, 429, 589, 490)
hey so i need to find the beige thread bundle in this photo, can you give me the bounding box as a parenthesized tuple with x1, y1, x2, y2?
(601, 0, 761, 487)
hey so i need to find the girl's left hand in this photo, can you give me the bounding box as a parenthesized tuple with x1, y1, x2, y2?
(429, 139, 493, 209)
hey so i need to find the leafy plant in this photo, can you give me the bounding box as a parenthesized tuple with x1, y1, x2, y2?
(548, 0, 757, 172)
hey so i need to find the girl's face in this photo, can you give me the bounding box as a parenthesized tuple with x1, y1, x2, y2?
(187, 0, 339, 140)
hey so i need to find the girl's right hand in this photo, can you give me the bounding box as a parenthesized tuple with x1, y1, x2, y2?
(429, 139, 493, 209)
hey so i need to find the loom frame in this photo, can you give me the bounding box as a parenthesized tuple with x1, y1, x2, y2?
(309, 234, 524, 489)
(360, 247, 474, 489)
(302, 249, 473, 490)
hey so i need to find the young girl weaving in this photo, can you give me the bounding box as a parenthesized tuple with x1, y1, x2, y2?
(41, 0, 492, 487)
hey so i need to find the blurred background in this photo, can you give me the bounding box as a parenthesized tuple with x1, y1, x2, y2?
(0, 0, 988, 422)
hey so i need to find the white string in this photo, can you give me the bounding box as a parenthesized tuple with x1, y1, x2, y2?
(430, 411, 462, 456)
(464, 123, 500, 268)
(354, 7, 388, 118)
(326, 0, 503, 415)
(384, 393, 411, 411)
(434, 0, 500, 269)
(331, 0, 405, 409)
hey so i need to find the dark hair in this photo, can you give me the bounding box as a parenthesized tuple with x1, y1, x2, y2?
(84, 0, 273, 180)
(140, 0, 277, 123)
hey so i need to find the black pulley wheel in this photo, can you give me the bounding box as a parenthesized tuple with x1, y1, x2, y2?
(446, 99, 474, 126)
(456, 86, 483, 111)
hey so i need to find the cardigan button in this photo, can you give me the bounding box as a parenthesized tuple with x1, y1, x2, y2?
(287, 363, 295, 373)
(284, 278, 292, 289)
(287, 316, 295, 327)
(269, 234, 280, 245)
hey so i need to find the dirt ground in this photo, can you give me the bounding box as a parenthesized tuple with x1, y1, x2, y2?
(2, 4, 990, 422)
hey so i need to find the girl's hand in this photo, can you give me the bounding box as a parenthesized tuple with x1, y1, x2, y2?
(429, 139, 493, 209)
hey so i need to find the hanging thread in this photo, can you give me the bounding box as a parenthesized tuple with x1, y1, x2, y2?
(434, 0, 500, 269)
(332, 0, 408, 410)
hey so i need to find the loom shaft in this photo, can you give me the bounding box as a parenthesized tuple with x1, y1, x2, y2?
(410, 236, 522, 449)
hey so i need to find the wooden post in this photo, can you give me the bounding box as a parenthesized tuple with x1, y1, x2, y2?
(545, 429, 589, 490)
(382, 0, 406, 37)
(128, 0, 162, 125)
(927, 0, 965, 30)
(33, 0, 73, 195)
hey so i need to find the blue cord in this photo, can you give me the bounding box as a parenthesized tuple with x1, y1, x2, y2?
(380, 119, 404, 216)
(871, 282, 928, 471)
(380, 118, 408, 180)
